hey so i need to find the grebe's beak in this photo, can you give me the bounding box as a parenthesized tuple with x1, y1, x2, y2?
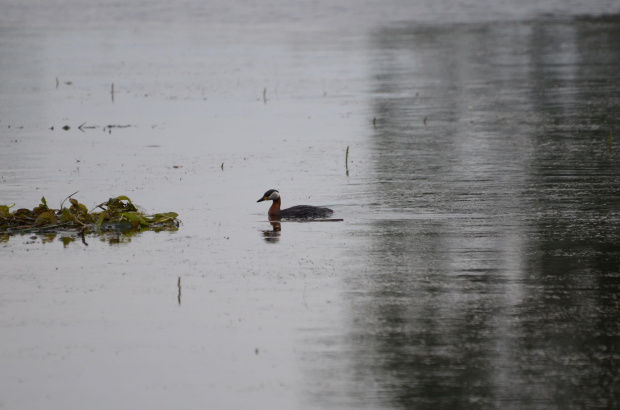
(257, 197, 266, 202)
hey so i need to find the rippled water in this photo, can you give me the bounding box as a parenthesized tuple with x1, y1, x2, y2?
(2, 1, 620, 409)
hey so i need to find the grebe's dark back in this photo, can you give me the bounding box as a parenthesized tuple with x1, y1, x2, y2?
(257, 189, 333, 219)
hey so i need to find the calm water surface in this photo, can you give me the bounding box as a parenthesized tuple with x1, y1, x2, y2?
(1, 1, 620, 409)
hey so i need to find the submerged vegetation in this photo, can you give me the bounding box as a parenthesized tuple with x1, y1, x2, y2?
(0, 194, 180, 235)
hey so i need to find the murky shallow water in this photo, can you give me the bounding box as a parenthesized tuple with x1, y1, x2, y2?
(2, 1, 620, 409)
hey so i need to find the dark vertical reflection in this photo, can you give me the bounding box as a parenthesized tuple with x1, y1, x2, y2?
(516, 17, 620, 408)
(330, 16, 620, 409)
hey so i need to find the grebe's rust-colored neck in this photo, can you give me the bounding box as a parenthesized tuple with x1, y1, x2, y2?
(268, 197, 281, 216)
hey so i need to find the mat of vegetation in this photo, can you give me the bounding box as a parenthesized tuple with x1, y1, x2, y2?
(0, 194, 180, 234)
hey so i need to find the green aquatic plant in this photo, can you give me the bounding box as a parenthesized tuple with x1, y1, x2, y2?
(0, 194, 180, 234)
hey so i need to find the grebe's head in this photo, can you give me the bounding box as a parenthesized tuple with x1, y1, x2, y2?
(257, 189, 280, 202)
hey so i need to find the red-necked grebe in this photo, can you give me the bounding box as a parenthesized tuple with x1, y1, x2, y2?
(257, 189, 333, 219)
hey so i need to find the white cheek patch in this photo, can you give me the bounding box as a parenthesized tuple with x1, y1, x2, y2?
(269, 191, 280, 201)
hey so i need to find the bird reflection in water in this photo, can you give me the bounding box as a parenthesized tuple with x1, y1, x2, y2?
(262, 217, 281, 243)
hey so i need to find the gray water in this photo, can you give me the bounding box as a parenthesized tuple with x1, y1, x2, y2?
(2, 1, 620, 409)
